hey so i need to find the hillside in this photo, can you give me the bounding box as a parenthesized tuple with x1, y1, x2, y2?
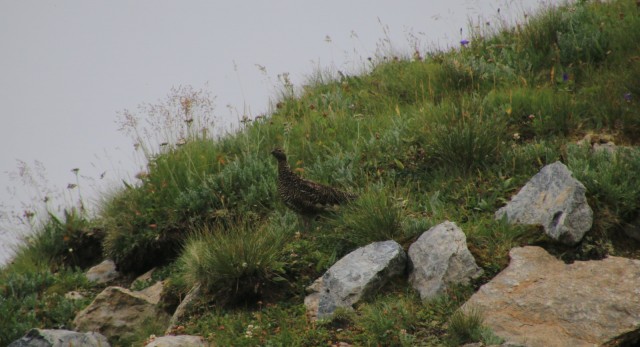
(2, 0, 640, 346)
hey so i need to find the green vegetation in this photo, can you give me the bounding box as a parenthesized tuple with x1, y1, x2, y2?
(2, 0, 640, 345)
(446, 306, 503, 346)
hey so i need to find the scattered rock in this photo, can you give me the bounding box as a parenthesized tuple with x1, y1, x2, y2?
(85, 259, 120, 284)
(8, 329, 110, 347)
(166, 283, 202, 335)
(305, 240, 406, 320)
(495, 161, 593, 245)
(73, 285, 171, 341)
(133, 267, 156, 287)
(138, 280, 165, 304)
(463, 246, 640, 347)
(578, 133, 617, 154)
(144, 335, 208, 347)
(64, 290, 85, 300)
(408, 221, 483, 300)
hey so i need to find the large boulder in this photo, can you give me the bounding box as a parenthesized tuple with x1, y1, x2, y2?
(8, 329, 109, 347)
(463, 246, 640, 347)
(144, 335, 208, 347)
(73, 283, 171, 341)
(495, 161, 592, 245)
(408, 221, 483, 300)
(85, 259, 120, 284)
(305, 240, 406, 320)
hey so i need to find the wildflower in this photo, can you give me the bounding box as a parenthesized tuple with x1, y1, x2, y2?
(513, 133, 521, 141)
(460, 39, 470, 47)
(624, 92, 632, 102)
(562, 73, 569, 82)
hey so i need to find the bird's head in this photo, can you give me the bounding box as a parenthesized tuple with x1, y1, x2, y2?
(271, 147, 287, 161)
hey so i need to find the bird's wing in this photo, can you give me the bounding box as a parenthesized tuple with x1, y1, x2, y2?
(299, 178, 350, 205)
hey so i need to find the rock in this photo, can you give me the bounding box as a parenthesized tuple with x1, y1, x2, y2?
(408, 221, 483, 300)
(138, 280, 164, 304)
(462, 246, 640, 347)
(64, 291, 85, 300)
(144, 335, 208, 347)
(85, 259, 120, 284)
(132, 268, 156, 287)
(495, 161, 592, 245)
(305, 240, 406, 320)
(8, 329, 110, 347)
(166, 283, 202, 335)
(73, 285, 171, 341)
(578, 133, 617, 154)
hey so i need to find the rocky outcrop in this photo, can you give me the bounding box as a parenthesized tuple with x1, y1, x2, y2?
(305, 240, 406, 320)
(85, 259, 120, 284)
(408, 221, 483, 300)
(144, 335, 208, 347)
(8, 329, 109, 347)
(463, 246, 640, 347)
(73, 284, 171, 341)
(495, 161, 592, 245)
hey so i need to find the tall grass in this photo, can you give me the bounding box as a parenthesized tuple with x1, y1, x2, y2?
(177, 220, 289, 304)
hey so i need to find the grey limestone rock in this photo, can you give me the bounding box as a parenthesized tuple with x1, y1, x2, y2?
(8, 329, 109, 347)
(305, 240, 406, 320)
(408, 221, 483, 300)
(85, 259, 120, 284)
(73, 284, 170, 341)
(495, 161, 592, 245)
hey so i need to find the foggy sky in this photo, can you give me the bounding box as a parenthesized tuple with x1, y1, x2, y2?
(0, 0, 555, 263)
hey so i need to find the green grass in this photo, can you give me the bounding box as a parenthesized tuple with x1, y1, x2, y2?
(447, 306, 503, 346)
(2, 0, 640, 345)
(0, 268, 94, 346)
(176, 219, 289, 304)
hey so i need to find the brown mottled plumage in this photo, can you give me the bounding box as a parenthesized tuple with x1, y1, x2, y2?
(271, 148, 356, 223)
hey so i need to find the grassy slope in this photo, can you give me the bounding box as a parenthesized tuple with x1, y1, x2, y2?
(2, 0, 640, 346)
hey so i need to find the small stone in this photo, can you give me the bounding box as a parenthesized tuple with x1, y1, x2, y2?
(144, 335, 208, 347)
(85, 259, 120, 284)
(8, 329, 109, 347)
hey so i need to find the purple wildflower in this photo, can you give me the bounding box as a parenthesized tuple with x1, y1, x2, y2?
(624, 92, 632, 102)
(460, 39, 470, 47)
(562, 73, 569, 82)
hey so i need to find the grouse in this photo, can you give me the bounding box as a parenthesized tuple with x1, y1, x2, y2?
(271, 148, 356, 226)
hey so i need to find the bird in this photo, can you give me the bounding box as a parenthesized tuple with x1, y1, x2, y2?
(271, 147, 357, 228)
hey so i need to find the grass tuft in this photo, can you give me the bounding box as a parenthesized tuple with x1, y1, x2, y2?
(177, 221, 289, 304)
